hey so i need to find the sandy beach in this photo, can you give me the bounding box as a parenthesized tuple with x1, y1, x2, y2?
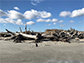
(0, 40, 84, 63)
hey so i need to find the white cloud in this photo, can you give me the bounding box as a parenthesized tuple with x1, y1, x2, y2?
(27, 21, 35, 25)
(24, 9, 51, 20)
(70, 20, 74, 23)
(31, 0, 43, 6)
(53, 23, 56, 25)
(0, 9, 8, 16)
(60, 8, 84, 18)
(16, 19, 23, 25)
(40, 11, 52, 18)
(45, 24, 51, 26)
(0, 18, 23, 25)
(59, 11, 71, 17)
(8, 10, 25, 19)
(71, 8, 84, 17)
(31, 2, 37, 6)
(59, 20, 63, 23)
(36, 18, 58, 22)
(0, 18, 15, 23)
(24, 9, 39, 20)
(0, 9, 51, 20)
(36, 19, 45, 22)
(45, 19, 51, 22)
(14, 7, 20, 10)
(52, 19, 58, 22)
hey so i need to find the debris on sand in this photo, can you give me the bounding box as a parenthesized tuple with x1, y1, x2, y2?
(0, 27, 84, 47)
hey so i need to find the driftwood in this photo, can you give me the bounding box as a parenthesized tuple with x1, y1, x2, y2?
(6, 29, 37, 39)
(5, 28, 84, 43)
(42, 28, 84, 43)
(25, 21, 27, 32)
(19, 27, 22, 32)
(0, 27, 84, 47)
(5, 29, 42, 45)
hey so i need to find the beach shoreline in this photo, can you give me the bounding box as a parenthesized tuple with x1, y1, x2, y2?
(0, 40, 84, 63)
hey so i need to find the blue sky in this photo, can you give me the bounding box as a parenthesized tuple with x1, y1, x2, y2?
(0, 0, 84, 32)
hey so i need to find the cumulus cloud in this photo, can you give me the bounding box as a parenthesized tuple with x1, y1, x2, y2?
(45, 19, 51, 22)
(8, 10, 25, 19)
(53, 23, 56, 25)
(52, 19, 58, 22)
(0, 18, 15, 23)
(36, 19, 45, 22)
(27, 21, 35, 25)
(40, 11, 52, 18)
(24, 9, 39, 20)
(0, 9, 51, 20)
(0, 18, 23, 25)
(59, 20, 63, 23)
(16, 19, 23, 25)
(71, 8, 84, 17)
(14, 7, 20, 10)
(0, 9, 8, 16)
(60, 8, 84, 18)
(36, 18, 58, 22)
(70, 20, 74, 23)
(31, 0, 43, 6)
(59, 11, 71, 17)
(24, 9, 51, 20)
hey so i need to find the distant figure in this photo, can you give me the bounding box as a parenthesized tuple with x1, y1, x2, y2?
(36, 43, 38, 47)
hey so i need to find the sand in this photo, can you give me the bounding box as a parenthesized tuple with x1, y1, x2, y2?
(0, 40, 84, 63)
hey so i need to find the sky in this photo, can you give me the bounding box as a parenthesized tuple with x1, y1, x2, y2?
(0, 0, 84, 32)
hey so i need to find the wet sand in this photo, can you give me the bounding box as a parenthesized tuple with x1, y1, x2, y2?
(0, 40, 84, 63)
